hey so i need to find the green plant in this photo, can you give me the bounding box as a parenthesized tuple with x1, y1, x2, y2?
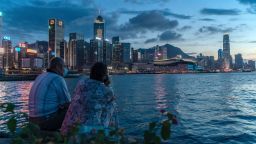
(0, 103, 177, 144)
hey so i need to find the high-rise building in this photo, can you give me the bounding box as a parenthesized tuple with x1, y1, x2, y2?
(223, 34, 231, 69)
(248, 60, 255, 71)
(0, 47, 4, 69)
(29, 41, 48, 68)
(2, 36, 13, 69)
(209, 56, 215, 69)
(87, 38, 103, 66)
(154, 45, 167, 60)
(218, 49, 223, 61)
(112, 36, 119, 44)
(132, 48, 138, 63)
(68, 33, 84, 70)
(121, 43, 131, 64)
(103, 40, 112, 65)
(234, 53, 243, 70)
(48, 19, 64, 64)
(94, 15, 105, 39)
(60, 40, 67, 61)
(0, 12, 3, 47)
(112, 39, 123, 66)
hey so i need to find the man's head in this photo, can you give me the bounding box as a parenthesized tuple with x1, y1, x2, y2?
(49, 57, 66, 76)
(90, 62, 108, 82)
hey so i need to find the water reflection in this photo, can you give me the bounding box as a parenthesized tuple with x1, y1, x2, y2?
(1, 73, 256, 143)
(154, 74, 168, 110)
(17, 82, 32, 113)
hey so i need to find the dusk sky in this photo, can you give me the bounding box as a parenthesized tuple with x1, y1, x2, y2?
(1, 0, 256, 59)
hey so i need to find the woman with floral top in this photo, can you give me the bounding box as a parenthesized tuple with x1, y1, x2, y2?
(60, 62, 118, 136)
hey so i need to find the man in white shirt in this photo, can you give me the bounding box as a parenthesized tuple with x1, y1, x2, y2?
(29, 57, 71, 131)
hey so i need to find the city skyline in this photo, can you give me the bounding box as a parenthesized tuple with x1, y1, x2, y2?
(0, 0, 256, 59)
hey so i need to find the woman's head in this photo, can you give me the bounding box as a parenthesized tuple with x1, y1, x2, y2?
(90, 62, 108, 82)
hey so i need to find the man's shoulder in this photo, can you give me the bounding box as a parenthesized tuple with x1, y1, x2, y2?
(36, 72, 62, 82)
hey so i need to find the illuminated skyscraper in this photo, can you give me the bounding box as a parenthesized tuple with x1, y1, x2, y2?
(94, 15, 105, 39)
(48, 19, 64, 65)
(87, 38, 103, 66)
(0, 12, 3, 47)
(218, 49, 223, 61)
(223, 34, 231, 69)
(112, 37, 123, 65)
(103, 40, 111, 65)
(68, 33, 84, 70)
(2, 36, 13, 69)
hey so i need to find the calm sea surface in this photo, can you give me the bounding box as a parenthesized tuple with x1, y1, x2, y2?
(1, 73, 256, 143)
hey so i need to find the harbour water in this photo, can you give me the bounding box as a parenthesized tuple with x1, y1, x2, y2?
(1, 73, 256, 143)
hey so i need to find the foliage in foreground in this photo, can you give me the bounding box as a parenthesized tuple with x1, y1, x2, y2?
(0, 103, 178, 144)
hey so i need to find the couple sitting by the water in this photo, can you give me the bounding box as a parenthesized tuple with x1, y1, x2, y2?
(28, 57, 118, 136)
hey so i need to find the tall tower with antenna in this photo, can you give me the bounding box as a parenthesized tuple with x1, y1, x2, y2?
(93, 10, 105, 40)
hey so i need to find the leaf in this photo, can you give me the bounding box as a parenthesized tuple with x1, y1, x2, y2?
(161, 120, 171, 140)
(166, 112, 173, 121)
(149, 122, 157, 131)
(0, 103, 15, 113)
(7, 117, 17, 133)
(6, 103, 15, 113)
(144, 130, 156, 144)
(95, 130, 105, 143)
(109, 130, 117, 136)
(153, 135, 161, 144)
(11, 136, 23, 144)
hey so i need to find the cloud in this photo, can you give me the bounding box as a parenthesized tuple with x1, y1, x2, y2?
(238, 0, 256, 5)
(1, 0, 98, 43)
(144, 30, 182, 44)
(249, 41, 256, 43)
(124, 0, 170, 4)
(119, 11, 178, 35)
(144, 38, 158, 44)
(120, 9, 192, 19)
(178, 26, 192, 31)
(237, 0, 256, 14)
(198, 26, 235, 34)
(199, 18, 216, 21)
(200, 8, 241, 15)
(158, 31, 182, 41)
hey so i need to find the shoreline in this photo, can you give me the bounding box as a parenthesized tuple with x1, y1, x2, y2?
(0, 71, 254, 81)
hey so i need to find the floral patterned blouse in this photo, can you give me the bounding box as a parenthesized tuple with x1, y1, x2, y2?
(60, 77, 118, 136)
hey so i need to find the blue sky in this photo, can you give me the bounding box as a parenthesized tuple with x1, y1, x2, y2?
(1, 0, 256, 59)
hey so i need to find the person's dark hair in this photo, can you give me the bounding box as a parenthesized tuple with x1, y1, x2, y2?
(90, 62, 108, 82)
(49, 57, 64, 69)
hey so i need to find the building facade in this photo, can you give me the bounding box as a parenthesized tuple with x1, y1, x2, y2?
(87, 39, 103, 66)
(0, 12, 2, 47)
(121, 43, 131, 64)
(48, 19, 64, 65)
(2, 37, 13, 69)
(94, 15, 105, 39)
(103, 40, 112, 65)
(68, 33, 85, 70)
(223, 34, 231, 69)
(234, 53, 243, 70)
